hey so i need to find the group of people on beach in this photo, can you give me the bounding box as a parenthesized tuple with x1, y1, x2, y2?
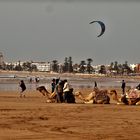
(19, 77, 140, 104)
(51, 78, 75, 103)
(18, 78, 75, 103)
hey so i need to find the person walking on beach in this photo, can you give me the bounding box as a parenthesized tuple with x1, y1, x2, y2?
(19, 80, 26, 97)
(121, 80, 126, 96)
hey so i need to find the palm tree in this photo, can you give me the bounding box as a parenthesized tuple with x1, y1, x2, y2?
(109, 62, 114, 71)
(52, 60, 58, 72)
(114, 61, 119, 74)
(87, 58, 93, 74)
(99, 65, 106, 74)
(123, 61, 133, 75)
(14, 60, 23, 71)
(63, 57, 68, 72)
(79, 60, 86, 73)
(68, 56, 73, 73)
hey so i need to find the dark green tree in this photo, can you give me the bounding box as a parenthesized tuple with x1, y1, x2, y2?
(68, 56, 73, 73)
(114, 61, 119, 74)
(86, 58, 93, 74)
(63, 57, 68, 72)
(14, 61, 23, 71)
(79, 60, 86, 73)
(52, 60, 58, 72)
(99, 65, 106, 74)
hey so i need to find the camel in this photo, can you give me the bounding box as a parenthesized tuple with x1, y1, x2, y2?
(36, 86, 75, 103)
(36, 86, 56, 103)
(74, 88, 110, 104)
(75, 87, 140, 105)
(110, 89, 140, 105)
(37, 86, 140, 105)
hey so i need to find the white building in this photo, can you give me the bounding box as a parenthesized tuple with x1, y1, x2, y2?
(129, 64, 136, 71)
(32, 62, 51, 72)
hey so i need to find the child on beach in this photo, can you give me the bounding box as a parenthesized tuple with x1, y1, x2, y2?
(19, 80, 26, 97)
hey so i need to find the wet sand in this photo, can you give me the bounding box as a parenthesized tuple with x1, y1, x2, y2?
(0, 89, 140, 140)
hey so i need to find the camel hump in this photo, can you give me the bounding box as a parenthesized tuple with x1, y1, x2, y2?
(94, 92, 110, 104)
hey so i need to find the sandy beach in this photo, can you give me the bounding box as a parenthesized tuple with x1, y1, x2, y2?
(1, 71, 140, 139)
(0, 89, 140, 140)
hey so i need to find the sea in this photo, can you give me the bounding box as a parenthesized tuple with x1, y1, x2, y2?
(0, 74, 140, 91)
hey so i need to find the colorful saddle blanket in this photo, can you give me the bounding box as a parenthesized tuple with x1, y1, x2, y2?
(126, 89, 139, 99)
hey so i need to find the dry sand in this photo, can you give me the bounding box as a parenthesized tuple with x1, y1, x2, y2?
(0, 89, 140, 140)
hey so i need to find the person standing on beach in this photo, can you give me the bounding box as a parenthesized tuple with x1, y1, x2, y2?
(19, 80, 26, 97)
(63, 79, 70, 103)
(51, 79, 56, 93)
(121, 80, 126, 95)
(56, 80, 64, 103)
(94, 81, 97, 88)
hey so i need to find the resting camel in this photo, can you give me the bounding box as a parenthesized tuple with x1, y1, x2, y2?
(75, 88, 110, 104)
(110, 89, 140, 105)
(36, 86, 75, 103)
(36, 86, 56, 103)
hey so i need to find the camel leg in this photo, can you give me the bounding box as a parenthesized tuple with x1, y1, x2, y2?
(129, 98, 140, 105)
(136, 100, 140, 105)
(85, 92, 95, 101)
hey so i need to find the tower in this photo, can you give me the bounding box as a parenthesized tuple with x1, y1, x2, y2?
(0, 52, 4, 68)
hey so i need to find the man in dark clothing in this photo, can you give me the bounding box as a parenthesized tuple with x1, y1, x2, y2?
(136, 84, 140, 90)
(56, 81, 64, 103)
(94, 81, 97, 88)
(121, 80, 126, 95)
(19, 80, 26, 97)
(51, 79, 56, 93)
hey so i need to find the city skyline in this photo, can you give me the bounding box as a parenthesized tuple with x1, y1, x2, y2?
(0, 1, 140, 65)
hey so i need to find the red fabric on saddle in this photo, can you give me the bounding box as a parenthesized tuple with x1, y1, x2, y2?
(127, 89, 139, 99)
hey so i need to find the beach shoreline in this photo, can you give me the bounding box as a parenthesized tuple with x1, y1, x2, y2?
(1, 70, 140, 79)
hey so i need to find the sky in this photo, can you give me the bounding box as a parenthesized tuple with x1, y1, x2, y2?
(0, 0, 140, 65)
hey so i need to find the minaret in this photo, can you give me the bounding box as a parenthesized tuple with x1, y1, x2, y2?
(0, 52, 4, 68)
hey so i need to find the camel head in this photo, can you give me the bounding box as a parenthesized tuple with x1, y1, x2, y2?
(108, 89, 120, 102)
(93, 87, 100, 93)
(74, 91, 88, 102)
(109, 90, 117, 96)
(74, 91, 82, 96)
(36, 86, 50, 96)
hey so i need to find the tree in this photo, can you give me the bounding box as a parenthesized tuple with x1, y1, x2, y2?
(31, 64, 38, 72)
(22, 61, 37, 72)
(99, 65, 106, 74)
(73, 63, 79, 73)
(122, 61, 133, 75)
(68, 56, 73, 73)
(86, 58, 93, 74)
(114, 61, 119, 74)
(14, 61, 23, 71)
(63, 57, 68, 72)
(79, 60, 86, 73)
(117, 64, 123, 75)
(5, 63, 14, 71)
(109, 62, 114, 72)
(52, 60, 58, 72)
(22, 62, 32, 71)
